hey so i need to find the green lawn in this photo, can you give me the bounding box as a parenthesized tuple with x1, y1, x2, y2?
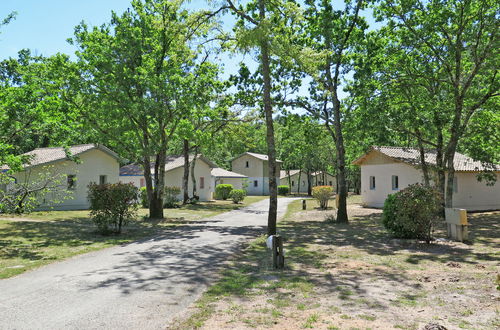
(0, 195, 268, 279)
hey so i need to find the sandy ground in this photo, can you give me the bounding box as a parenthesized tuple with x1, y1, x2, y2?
(181, 202, 499, 330)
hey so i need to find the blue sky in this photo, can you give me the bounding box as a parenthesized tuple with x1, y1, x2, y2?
(0, 1, 378, 100)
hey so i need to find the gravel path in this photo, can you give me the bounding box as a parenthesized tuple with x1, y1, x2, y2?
(0, 198, 296, 330)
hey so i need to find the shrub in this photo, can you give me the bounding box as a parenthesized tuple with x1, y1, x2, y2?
(88, 183, 138, 234)
(278, 185, 290, 196)
(139, 187, 148, 208)
(312, 185, 334, 210)
(229, 189, 246, 204)
(215, 184, 233, 200)
(164, 186, 181, 208)
(382, 183, 442, 242)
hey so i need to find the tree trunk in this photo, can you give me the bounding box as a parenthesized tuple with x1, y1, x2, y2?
(332, 98, 348, 223)
(148, 151, 166, 219)
(191, 147, 199, 199)
(307, 171, 312, 196)
(182, 139, 190, 204)
(259, 0, 278, 236)
(297, 170, 302, 194)
(416, 129, 430, 186)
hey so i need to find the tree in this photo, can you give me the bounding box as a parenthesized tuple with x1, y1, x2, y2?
(291, 0, 368, 222)
(71, 0, 223, 218)
(374, 0, 499, 207)
(224, 0, 295, 235)
(0, 51, 82, 170)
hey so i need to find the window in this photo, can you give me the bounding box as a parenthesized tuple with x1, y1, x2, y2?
(67, 175, 76, 190)
(291, 180, 295, 187)
(200, 177, 205, 189)
(391, 175, 399, 190)
(140, 178, 145, 187)
(254, 180, 258, 187)
(245, 161, 249, 168)
(453, 176, 458, 193)
(99, 175, 107, 185)
(369, 176, 375, 190)
(329, 181, 333, 186)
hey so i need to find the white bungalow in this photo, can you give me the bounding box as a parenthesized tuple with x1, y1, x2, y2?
(230, 152, 282, 195)
(280, 170, 336, 194)
(211, 168, 248, 190)
(120, 155, 217, 201)
(5, 144, 120, 210)
(353, 146, 500, 211)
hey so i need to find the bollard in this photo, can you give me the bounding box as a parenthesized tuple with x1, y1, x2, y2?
(302, 199, 306, 210)
(272, 235, 285, 269)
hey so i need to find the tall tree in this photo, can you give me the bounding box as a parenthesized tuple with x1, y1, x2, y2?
(372, 0, 499, 206)
(71, 0, 222, 218)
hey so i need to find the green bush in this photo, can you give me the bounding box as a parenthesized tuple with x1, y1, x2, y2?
(215, 184, 233, 200)
(88, 183, 138, 234)
(382, 183, 442, 242)
(229, 189, 246, 204)
(312, 185, 334, 209)
(139, 187, 148, 208)
(278, 185, 290, 195)
(164, 186, 181, 208)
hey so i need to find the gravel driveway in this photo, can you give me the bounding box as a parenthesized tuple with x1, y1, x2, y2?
(0, 197, 296, 330)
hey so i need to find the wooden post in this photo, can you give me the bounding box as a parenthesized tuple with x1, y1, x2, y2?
(272, 235, 285, 269)
(302, 199, 306, 210)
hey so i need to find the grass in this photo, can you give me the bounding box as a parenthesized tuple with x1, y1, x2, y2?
(171, 196, 500, 329)
(0, 196, 268, 279)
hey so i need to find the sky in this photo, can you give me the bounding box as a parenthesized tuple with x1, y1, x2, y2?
(0, 0, 379, 100)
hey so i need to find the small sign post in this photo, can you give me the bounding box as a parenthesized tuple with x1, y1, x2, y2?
(445, 208, 469, 242)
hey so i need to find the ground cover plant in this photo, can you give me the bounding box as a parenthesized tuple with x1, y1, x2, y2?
(172, 196, 500, 330)
(0, 196, 268, 279)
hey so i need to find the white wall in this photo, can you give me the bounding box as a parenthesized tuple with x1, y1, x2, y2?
(453, 172, 500, 211)
(13, 149, 119, 210)
(360, 155, 500, 211)
(164, 160, 214, 201)
(361, 162, 424, 208)
(120, 175, 145, 188)
(214, 177, 245, 190)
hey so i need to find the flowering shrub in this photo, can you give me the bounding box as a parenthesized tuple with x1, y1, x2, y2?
(88, 183, 138, 234)
(312, 186, 334, 209)
(382, 184, 442, 242)
(229, 189, 246, 204)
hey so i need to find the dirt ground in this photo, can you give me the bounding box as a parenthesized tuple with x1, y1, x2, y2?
(173, 199, 499, 330)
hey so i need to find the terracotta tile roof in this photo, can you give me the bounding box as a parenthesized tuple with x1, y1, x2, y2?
(231, 152, 283, 163)
(119, 155, 218, 176)
(9, 144, 119, 169)
(354, 146, 499, 172)
(211, 168, 247, 178)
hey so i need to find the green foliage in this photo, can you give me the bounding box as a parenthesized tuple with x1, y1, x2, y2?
(382, 184, 442, 242)
(229, 189, 246, 204)
(278, 185, 290, 195)
(312, 186, 333, 210)
(139, 187, 148, 208)
(215, 184, 233, 200)
(164, 186, 181, 208)
(0, 169, 69, 214)
(87, 183, 138, 234)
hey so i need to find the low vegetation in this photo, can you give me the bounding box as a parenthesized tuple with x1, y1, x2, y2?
(382, 184, 442, 242)
(312, 185, 334, 210)
(215, 184, 233, 200)
(172, 196, 499, 330)
(277, 185, 290, 196)
(229, 189, 246, 204)
(88, 182, 138, 234)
